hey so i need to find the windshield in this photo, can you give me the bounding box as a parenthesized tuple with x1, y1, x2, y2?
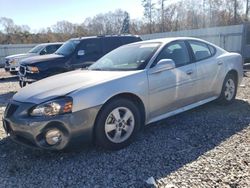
(55, 40, 80, 56)
(89, 42, 161, 71)
(28, 45, 45, 53)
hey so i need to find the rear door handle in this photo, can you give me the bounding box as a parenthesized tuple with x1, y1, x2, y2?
(186, 70, 193, 75)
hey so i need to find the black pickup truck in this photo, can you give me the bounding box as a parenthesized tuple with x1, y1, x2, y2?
(19, 35, 142, 87)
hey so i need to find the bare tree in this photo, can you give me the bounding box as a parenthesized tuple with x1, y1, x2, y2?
(85, 9, 128, 35)
(234, 0, 238, 23)
(0, 3, 249, 45)
(121, 12, 130, 34)
(222, 0, 243, 25)
(52, 21, 76, 34)
(130, 19, 145, 34)
(246, 0, 249, 20)
(0, 17, 16, 33)
(159, 0, 167, 32)
(142, 0, 156, 34)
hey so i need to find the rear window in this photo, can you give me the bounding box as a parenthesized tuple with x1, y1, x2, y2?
(208, 44, 216, 55)
(189, 40, 212, 61)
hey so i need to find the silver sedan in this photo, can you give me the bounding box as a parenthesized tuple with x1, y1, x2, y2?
(3, 37, 243, 150)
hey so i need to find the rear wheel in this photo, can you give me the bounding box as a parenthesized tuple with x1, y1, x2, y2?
(218, 73, 237, 105)
(95, 98, 141, 150)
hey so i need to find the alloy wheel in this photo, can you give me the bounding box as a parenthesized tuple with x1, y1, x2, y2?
(224, 78, 235, 101)
(104, 107, 135, 144)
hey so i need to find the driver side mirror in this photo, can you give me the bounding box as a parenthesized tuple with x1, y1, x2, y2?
(77, 50, 85, 56)
(150, 59, 175, 74)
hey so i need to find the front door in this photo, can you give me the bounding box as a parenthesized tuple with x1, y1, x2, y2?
(148, 40, 197, 119)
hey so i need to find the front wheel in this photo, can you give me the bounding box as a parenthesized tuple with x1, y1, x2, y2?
(19, 80, 27, 88)
(95, 98, 141, 150)
(218, 73, 237, 105)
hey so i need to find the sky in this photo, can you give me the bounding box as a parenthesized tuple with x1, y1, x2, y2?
(0, 0, 145, 32)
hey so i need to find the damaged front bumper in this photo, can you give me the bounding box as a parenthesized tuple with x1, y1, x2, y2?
(2, 100, 101, 150)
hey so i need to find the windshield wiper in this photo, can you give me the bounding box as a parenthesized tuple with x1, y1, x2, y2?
(88, 68, 103, 71)
(55, 52, 64, 55)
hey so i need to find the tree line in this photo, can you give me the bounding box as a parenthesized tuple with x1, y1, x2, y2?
(0, 0, 249, 44)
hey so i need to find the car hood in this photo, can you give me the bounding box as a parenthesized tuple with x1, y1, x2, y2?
(20, 54, 64, 65)
(6, 53, 33, 60)
(13, 69, 143, 104)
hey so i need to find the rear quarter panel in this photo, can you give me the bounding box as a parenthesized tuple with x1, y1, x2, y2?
(216, 52, 243, 94)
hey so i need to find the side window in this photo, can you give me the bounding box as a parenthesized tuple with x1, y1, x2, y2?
(39, 46, 47, 55)
(156, 41, 190, 67)
(189, 41, 212, 61)
(120, 37, 141, 45)
(102, 38, 122, 53)
(80, 39, 102, 55)
(45, 45, 59, 54)
(208, 44, 216, 56)
(246, 27, 250, 44)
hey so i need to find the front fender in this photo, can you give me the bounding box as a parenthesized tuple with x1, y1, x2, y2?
(69, 71, 149, 116)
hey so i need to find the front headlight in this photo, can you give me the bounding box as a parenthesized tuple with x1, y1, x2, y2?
(9, 59, 17, 64)
(30, 97, 73, 117)
(27, 66, 39, 73)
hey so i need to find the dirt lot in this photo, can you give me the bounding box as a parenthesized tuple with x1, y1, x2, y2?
(0, 69, 249, 188)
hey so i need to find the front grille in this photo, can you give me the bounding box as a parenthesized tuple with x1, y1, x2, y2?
(4, 103, 19, 118)
(19, 66, 26, 76)
(2, 120, 12, 134)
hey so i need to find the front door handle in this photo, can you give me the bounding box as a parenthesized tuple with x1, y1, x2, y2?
(217, 61, 223, 65)
(186, 70, 193, 75)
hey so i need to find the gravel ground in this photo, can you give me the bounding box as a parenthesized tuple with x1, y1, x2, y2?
(0, 69, 249, 188)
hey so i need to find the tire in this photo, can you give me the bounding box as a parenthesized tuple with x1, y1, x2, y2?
(95, 98, 141, 150)
(217, 73, 237, 105)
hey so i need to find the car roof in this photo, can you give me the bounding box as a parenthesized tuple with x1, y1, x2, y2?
(39, 42, 63, 46)
(70, 35, 141, 41)
(132, 37, 214, 46)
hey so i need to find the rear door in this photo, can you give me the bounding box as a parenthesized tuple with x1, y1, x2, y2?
(148, 40, 197, 119)
(187, 40, 222, 100)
